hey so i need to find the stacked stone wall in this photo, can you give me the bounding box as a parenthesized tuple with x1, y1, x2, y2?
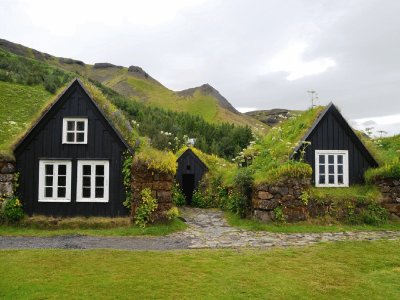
(0, 161, 15, 198)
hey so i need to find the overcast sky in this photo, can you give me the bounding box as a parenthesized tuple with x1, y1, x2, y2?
(1, 0, 399, 135)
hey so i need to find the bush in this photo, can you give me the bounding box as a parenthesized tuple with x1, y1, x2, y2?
(347, 202, 388, 226)
(165, 207, 180, 220)
(3, 197, 24, 223)
(172, 184, 186, 206)
(134, 188, 158, 228)
(228, 169, 254, 218)
(191, 189, 212, 208)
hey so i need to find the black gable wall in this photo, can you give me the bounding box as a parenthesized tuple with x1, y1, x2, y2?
(295, 107, 378, 185)
(15, 82, 128, 216)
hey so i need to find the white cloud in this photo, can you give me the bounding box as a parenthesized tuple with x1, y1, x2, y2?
(352, 114, 400, 136)
(267, 41, 336, 80)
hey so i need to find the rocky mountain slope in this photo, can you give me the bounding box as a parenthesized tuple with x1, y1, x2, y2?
(0, 39, 264, 129)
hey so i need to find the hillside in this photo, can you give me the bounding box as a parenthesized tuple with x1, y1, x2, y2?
(245, 109, 303, 127)
(0, 39, 265, 129)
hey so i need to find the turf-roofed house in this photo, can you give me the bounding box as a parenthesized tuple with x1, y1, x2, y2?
(14, 79, 134, 217)
(291, 103, 379, 187)
(176, 148, 209, 203)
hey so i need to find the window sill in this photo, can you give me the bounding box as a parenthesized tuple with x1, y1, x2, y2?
(38, 199, 71, 203)
(76, 199, 109, 203)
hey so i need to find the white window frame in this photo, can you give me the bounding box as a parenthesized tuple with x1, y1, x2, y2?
(76, 160, 109, 203)
(38, 160, 72, 202)
(62, 118, 88, 144)
(315, 150, 349, 187)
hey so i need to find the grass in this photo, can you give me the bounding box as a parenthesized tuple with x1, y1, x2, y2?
(0, 81, 53, 158)
(1, 240, 400, 299)
(225, 212, 400, 233)
(0, 218, 187, 237)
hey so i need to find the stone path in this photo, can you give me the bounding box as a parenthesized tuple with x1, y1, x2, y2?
(1, 207, 400, 250)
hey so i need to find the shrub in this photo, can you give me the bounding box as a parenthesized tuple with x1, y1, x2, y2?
(273, 206, 286, 223)
(3, 196, 24, 223)
(364, 159, 400, 183)
(228, 169, 253, 218)
(191, 189, 212, 208)
(165, 207, 180, 220)
(172, 184, 186, 206)
(134, 188, 158, 228)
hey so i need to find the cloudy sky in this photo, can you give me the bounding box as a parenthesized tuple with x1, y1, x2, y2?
(0, 0, 399, 135)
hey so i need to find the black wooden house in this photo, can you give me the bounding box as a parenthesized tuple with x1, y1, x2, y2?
(15, 79, 132, 217)
(176, 149, 208, 203)
(292, 103, 378, 186)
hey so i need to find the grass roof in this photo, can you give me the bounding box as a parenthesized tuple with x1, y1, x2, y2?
(247, 106, 325, 184)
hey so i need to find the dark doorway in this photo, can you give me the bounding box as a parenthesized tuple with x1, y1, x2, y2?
(182, 174, 195, 204)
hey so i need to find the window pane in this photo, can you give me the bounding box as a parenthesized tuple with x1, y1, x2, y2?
(45, 164, 53, 175)
(76, 133, 85, 142)
(76, 121, 85, 131)
(95, 176, 104, 187)
(45, 187, 53, 198)
(45, 176, 53, 186)
(58, 164, 66, 175)
(83, 165, 91, 175)
(83, 176, 91, 187)
(96, 165, 104, 176)
(328, 155, 334, 164)
(58, 176, 66, 186)
(319, 165, 325, 174)
(95, 188, 104, 198)
(319, 175, 325, 184)
(337, 155, 343, 164)
(338, 165, 343, 174)
(329, 175, 335, 184)
(319, 155, 325, 163)
(83, 187, 91, 198)
(67, 132, 75, 142)
(67, 121, 75, 131)
(338, 175, 344, 184)
(58, 187, 66, 198)
(328, 165, 334, 174)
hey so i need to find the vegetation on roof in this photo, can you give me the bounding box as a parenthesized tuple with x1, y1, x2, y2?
(135, 142, 177, 174)
(365, 134, 400, 182)
(176, 146, 236, 180)
(246, 106, 325, 184)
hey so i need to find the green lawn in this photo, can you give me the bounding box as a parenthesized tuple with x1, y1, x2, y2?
(0, 219, 187, 237)
(1, 240, 399, 299)
(226, 212, 400, 233)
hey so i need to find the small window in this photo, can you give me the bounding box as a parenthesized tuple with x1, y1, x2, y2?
(62, 118, 88, 144)
(315, 150, 349, 187)
(186, 165, 191, 170)
(39, 160, 72, 202)
(77, 160, 109, 202)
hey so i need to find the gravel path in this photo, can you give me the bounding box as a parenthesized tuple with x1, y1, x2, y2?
(1, 207, 400, 250)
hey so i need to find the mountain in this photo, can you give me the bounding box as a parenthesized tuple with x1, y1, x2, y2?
(245, 109, 303, 127)
(0, 39, 264, 129)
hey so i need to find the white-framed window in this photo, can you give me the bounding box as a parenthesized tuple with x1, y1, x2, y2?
(38, 160, 72, 202)
(315, 150, 349, 187)
(77, 160, 109, 202)
(62, 118, 88, 144)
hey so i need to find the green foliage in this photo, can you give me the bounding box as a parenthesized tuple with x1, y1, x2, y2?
(347, 202, 388, 226)
(308, 185, 382, 204)
(247, 107, 324, 184)
(228, 169, 254, 218)
(0, 49, 73, 93)
(172, 184, 186, 206)
(93, 82, 253, 160)
(273, 206, 286, 223)
(135, 143, 177, 174)
(134, 188, 158, 228)
(299, 190, 310, 205)
(2, 196, 24, 223)
(191, 188, 214, 208)
(365, 158, 400, 182)
(122, 153, 133, 209)
(164, 207, 180, 221)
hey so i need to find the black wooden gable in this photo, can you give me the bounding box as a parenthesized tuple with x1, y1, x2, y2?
(15, 78, 132, 155)
(291, 103, 378, 185)
(177, 149, 209, 172)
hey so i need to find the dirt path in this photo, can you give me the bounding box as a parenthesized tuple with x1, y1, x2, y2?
(1, 207, 400, 250)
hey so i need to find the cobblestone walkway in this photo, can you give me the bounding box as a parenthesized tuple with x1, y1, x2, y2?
(1, 207, 400, 250)
(176, 207, 400, 249)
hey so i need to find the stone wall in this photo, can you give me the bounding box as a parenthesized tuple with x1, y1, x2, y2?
(252, 178, 311, 222)
(375, 178, 400, 217)
(130, 161, 174, 222)
(0, 161, 15, 198)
